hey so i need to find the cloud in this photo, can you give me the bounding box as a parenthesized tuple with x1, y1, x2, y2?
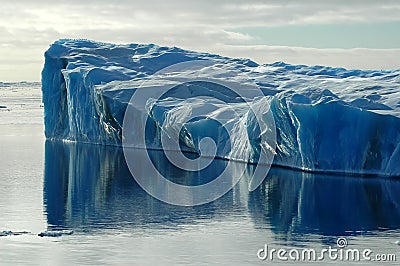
(0, 0, 399, 80)
(0, 26, 61, 48)
(211, 45, 400, 70)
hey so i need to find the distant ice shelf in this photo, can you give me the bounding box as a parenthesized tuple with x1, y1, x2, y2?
(42, 39, 400, 177)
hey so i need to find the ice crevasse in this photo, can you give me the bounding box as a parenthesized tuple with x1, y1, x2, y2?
(42, 39, 400, 177)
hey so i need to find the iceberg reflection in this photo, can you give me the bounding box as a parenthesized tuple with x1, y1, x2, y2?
(44, 140, 400, 238)
(43, 141, 248, 231)
(248, 167, 400, 237)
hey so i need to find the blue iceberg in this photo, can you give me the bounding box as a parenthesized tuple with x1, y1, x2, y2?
(42, 39, 400, 177)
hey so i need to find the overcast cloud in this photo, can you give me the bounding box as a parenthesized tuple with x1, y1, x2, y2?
(1, 0, 400, 81)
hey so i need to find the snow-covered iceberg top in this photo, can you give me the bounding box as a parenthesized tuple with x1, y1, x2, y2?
(42, 39, 400, 177)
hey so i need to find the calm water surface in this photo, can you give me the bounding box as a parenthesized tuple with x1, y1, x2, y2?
(0, 85, 399, 265)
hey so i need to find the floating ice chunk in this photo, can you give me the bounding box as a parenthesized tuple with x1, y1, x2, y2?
(0, 230, 30, 236)
(38, 230, 74, 237)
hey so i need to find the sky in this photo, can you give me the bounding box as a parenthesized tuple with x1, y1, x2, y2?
(1, 0, 400, 81)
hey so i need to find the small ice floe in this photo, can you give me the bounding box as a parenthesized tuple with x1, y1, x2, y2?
(0, 230, 30, 236)
(395, 240, 400, 245)
(38, 230, 74, 237)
